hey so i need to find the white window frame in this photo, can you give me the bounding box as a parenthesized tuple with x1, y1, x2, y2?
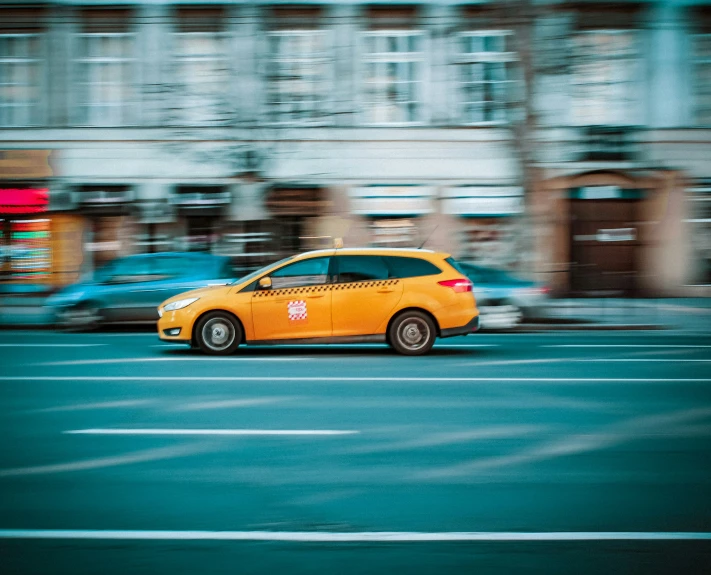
(75, 31, 137, 127)
(266, 30, 333, 127)
(0, 33, 44, 127)
(571, 29, 640, 127)
(694, 33, 711, 127)
(455, 30, 517, 126)
(359, 30, 429, 127)
(172, 30, 231, 126)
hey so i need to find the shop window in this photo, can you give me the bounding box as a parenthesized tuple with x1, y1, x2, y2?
(0, 32, 44, 127)
(184, 215, 217, 253)
(459, 219, 519, 269)
(361, 31, 426, 125)
(0, 218, 51, 282)
(456, 31, 516, 125)
(370, 218, 419, 247)
(686, 186, 711, 285)
(571, 30, 639, 126)
(695, 34, 711, 126)
(335, 255, 389, 283)
(267, 30, 332, 125)
(76, 10, 137, 126)
(173, 8, 230, 126)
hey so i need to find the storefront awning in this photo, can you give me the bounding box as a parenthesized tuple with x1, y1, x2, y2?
(0, 188, 49, 214)
(442, 186, 524, 217)
(350, 186, 435, 217)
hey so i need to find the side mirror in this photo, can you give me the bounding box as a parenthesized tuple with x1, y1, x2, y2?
(258, 277, 272, 290)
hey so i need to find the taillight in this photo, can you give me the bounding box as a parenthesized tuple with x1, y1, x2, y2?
(438, 278, 473, 293)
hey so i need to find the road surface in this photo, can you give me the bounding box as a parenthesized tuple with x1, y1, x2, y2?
(1, 329, 711, 573)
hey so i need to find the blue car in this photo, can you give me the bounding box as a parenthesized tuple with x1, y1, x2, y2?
(458, 263, 550, 328)
(46, 252, 235, 328)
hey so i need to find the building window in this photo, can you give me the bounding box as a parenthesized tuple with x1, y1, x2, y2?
(76, 11, 136, 127)
(572, 30, 638, 126)
(694, 34, 711, 126)
(456, 31, 516, 125)
(361, 31, 426, 125)
(267, 31, 331, 125)
(173, 10, 230, 126)
(370, 218, 419, 247)
(0, 33, 43, 127)
(686, 186, 711, 285)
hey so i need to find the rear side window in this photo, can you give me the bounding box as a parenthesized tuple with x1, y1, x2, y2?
(445, 257, 467, 276)
(335, 256, 389, 283)
(385, 256, 442, 279)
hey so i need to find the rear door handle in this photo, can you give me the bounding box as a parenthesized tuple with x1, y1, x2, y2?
(307, 294, 325, 299)
(377, 289, 394, 294)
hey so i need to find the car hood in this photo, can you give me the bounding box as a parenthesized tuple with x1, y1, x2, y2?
(160, 284, 230, 306)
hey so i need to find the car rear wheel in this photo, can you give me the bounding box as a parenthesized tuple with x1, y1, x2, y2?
(59, 302, 102, 331)
(196, 312, 242, 356)
(388, 311, 436, 356)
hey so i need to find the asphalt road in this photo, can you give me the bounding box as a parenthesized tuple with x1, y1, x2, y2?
(1, 328, 711, 574)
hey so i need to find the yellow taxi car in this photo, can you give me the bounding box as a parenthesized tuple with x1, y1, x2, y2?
(157, 248, 479, 356)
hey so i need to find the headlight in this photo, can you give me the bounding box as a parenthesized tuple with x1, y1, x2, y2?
(163, 297, 199, 312)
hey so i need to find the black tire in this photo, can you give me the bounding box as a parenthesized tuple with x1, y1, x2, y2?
(58, 301, 102, 331)
(388, 311, 437, 356)
(195, 311, 242, 356)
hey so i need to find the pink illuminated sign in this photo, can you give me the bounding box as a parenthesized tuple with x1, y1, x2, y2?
(0, 188, 49, 214)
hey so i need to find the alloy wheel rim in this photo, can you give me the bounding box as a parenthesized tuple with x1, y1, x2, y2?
(398, 318, 430, 351)
(203, 318, 235, 351)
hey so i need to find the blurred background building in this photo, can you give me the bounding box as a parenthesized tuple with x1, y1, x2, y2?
(0, 0, 709, 296)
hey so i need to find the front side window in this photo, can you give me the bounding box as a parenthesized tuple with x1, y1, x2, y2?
(335, 256, 389, 283)
(0, 33, 43, 127)
(456, 31, 516, 125)
(173, 19, 230, 126)
(267, 31, 331, 125)
(695, 34, 711, 126)
(270, 256, 331, 289)
(76, 27, 136, 126)
(362, 31, 425, 125)
(572, 30, 638, 126)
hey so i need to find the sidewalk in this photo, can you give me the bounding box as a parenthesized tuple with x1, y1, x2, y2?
(1, 293, 710, 331)
(522, 298, 711, 332)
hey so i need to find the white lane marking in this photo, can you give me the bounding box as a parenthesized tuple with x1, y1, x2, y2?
(65, 428, 359, 436)
(0, 343, 106, 347)
(31, 400, 153, 413)
(0, 530, 709, 542)
(4, 376, 711, 383)
(174, 397, 295, 411)
(0, 443, 208, 478)
(547, 345, 711, 349)
(37, 357, 311, 366)
(458, 358, 711, 367)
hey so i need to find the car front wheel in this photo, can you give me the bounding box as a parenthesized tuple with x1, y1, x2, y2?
(388, 311, 436, 356)
(195, 311, 242, 356)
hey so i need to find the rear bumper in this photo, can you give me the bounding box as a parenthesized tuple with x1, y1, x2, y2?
(440, 314, 480, 338)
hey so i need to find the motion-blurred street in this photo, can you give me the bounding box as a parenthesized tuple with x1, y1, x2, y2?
(2, 329, 711, 574)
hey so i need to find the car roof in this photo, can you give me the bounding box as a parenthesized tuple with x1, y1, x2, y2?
(293, 248, 450, 260)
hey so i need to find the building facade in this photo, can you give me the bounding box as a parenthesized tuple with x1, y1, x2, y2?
(0, 0, 709, 296)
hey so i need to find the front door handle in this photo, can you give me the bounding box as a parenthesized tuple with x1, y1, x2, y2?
(307, 294, 325, 299)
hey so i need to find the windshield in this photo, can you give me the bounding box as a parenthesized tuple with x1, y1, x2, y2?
(230, 256, 294, 286)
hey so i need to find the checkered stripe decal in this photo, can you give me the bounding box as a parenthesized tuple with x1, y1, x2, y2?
(253, 280, 400, 298)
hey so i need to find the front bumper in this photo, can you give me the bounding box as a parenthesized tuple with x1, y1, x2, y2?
(440, 314, 480, 338)
(157, 311, 190, 342)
